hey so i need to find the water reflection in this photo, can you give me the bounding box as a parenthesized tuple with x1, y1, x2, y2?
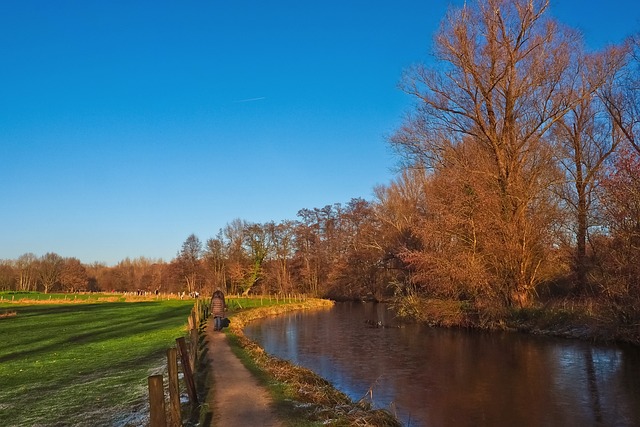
(244, 302, 640, 427)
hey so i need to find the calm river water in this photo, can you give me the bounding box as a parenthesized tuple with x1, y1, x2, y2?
(244, 302, 640, 427)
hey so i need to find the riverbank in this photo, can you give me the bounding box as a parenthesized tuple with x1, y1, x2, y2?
(223, 298, 401, 426)
(392, 296, 640, 346)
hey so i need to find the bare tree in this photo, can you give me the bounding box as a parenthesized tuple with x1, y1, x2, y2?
(550, 48, 626, 293)
(267, 220, 296, 294)
(293, 215, 320, 296)
(59, 257, 88, 292)
(373, 167, 430, 288)
(176, 234, 203, 294)
(204, 231, 228, 295)
(15, 253, 38, 291)
(392, 0, 583, 306)
(0, 260, 16, 290)
(327, 199, 388, 300)
(38, 252, 64, 294)
(224, 219, 250, 295)
(242, 223, 273, 295)
(294, 205, 342, 296)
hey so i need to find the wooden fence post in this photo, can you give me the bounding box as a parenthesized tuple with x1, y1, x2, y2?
(167, 347, 182, 427)
(176, 337, 198, 405)
(148, 374, 166, 427)
(189, 310, 198, 369)
(195, 300, 201, 325)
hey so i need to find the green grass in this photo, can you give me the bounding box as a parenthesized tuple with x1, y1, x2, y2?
(0, 297, 195, 427)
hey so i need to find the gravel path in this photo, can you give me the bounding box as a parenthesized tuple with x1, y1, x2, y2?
(204, 318, 283, 427)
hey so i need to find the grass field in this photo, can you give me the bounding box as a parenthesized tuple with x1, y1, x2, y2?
(0, 293, 196, 427)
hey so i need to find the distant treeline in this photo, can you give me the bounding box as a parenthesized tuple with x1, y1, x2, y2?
(2, 1, 640, 337)
(0, 200, 396, 300)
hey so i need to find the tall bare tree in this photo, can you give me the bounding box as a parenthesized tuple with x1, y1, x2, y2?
(15, 253, 38, 291)
(550, 48, 626, 293)
(267, 220, 296, 294)
(176, 234, 203, 294)
(204, 231, 228, 294)
(224, 219, 250, 294)
(392, 0, 582, 306)
(242, 223, 272, 295)
(294, 205, 342, 296)
(373, 167, 430, 290)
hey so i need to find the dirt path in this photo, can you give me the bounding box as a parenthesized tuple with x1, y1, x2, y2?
(204, 318, 283, 427)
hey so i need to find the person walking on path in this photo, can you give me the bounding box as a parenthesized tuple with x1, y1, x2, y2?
(211, 288, 226, 331)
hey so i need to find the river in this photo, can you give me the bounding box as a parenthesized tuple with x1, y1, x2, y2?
(244, 302, 640, 427)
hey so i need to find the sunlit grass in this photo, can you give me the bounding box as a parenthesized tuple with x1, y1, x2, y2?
(0, 298, 195, 427)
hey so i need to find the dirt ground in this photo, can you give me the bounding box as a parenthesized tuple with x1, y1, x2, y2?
(204, 318, 283, 427)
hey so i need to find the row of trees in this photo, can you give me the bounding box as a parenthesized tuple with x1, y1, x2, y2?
(1, 0, 638, 327)
(0, 253, 89, 294)
(0, 200, 393, 299)
(172, 200, 393, 300)
(0, 254, 179, 294)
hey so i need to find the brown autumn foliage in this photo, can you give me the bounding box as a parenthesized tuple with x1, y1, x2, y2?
(384, 0, 639, 333)
(396, 138, 563, 308)
(392, 0, 582, 307)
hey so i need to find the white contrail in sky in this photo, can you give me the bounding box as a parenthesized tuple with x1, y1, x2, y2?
(233, 97, 266, 103)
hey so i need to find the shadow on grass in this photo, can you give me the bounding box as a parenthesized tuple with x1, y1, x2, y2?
(0, 301, 196, 427)
(0, 302, 192, 363)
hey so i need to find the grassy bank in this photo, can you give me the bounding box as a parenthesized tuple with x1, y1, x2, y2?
(0, 294, 195, 427)
(223, 299, 401, 427)
(392, 296, 640, 345)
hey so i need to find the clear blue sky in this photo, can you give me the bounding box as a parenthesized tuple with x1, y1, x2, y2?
(1, 1, 638, 265)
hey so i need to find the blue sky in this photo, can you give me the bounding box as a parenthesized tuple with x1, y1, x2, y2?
(1, 1, 638, 265)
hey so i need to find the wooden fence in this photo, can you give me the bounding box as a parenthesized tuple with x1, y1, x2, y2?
(147, 299, 209, 427)
(145, 294, 308, 426)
